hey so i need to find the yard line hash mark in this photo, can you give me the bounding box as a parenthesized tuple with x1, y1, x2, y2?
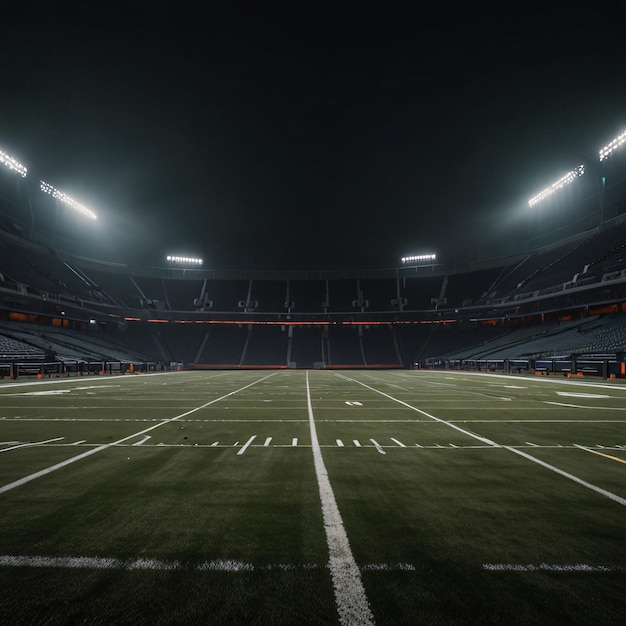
(574, 444, 626, 466)
(237, 436, 257, 455)
(0, 372, 278, 496)
(132, 436, 151, 446)
(338, 373, 626, 509)
(370, 439, 386, 455)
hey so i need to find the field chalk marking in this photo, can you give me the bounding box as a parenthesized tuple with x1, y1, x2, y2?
(0, 554, 416, 573)
(0, 554, 619, 574)
(483, 563, 622, 572)
(370, 439, 386, 455)
(0, 437, 64, 453)
(306, 371, 375, 625)
(574, 444, 626, 466)
(0, 372, 278, 496)
(237, 435, 257, 455)
(338, 373, 626, 508)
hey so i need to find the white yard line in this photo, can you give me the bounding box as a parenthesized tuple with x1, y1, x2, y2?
(0, 437, 64, 453)
(504, 446, 626, 507)
(306, 371, 374, 626)
(0, 554, 423, 573)
(544, 401, 626, 411)
(0, 372, 278, 496)
(338, 373, 626, 508)
(336, 374, 498, 447)
(0, 553, 619, 574)
(483, 563, 622, 572)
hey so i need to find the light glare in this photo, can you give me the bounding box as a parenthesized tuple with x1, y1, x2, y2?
(167, 255, 203, 265)
(0, 148, 27, 177)
(528, 164, 585, 207)
(40, 181, 97, 220)
(599, 129, 626, 161)
(401, 253, 437, 264)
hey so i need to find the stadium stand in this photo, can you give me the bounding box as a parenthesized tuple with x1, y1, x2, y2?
(2, 165, 626, 376)
(162, 277, 205, 311)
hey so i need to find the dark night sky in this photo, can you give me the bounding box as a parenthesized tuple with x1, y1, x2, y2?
(1, 1, 626, 270)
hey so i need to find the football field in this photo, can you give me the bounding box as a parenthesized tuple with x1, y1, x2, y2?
(0, 368, 625, 624)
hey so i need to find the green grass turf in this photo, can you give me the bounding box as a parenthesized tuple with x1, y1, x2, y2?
(0, 368, 625, 624)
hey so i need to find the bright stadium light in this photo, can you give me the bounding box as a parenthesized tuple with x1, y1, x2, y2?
(401, 253, 437, 264)
(40, 181, 98, 220)
(0, 148, 27, 177)
(599, 129, 626, 161)
(166, 255, 203, 265)
(528, 164, 585, 207)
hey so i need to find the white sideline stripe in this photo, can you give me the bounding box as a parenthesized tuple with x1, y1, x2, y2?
(424, 369, 626, 391)
(353, 440, 361, 447)
(339, 373, 626, 507)
(0, 372, 278, 496)
(0, 555, 419, 573)
(544, 401, 626, 411)
(483, 563, 622, 572)
(390, 438, 405, 447)
(0, 437, 64, 453)
(336, 439, 344, 447)
(237, 435, 256, 455)
(292, 438, 298, 446)
(264, 437, 272, 447)
(306, 372, 374, 625)
(0, 371, 179, 390)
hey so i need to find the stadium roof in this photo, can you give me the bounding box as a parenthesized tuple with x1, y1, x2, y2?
(1, 1, 626, 270)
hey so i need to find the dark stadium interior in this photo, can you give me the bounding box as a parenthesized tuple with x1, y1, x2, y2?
(2, 5, 626, 624)
(1, 169, 625, 376)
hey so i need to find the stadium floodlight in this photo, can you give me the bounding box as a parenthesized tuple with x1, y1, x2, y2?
(599, 129, 626, 161)
(401, 253, 437, 264)
(166, 255, 203, 265)
(0, 148, 27, 177)
(528, 164, 585, 207)
(40, 181, 97, 220)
